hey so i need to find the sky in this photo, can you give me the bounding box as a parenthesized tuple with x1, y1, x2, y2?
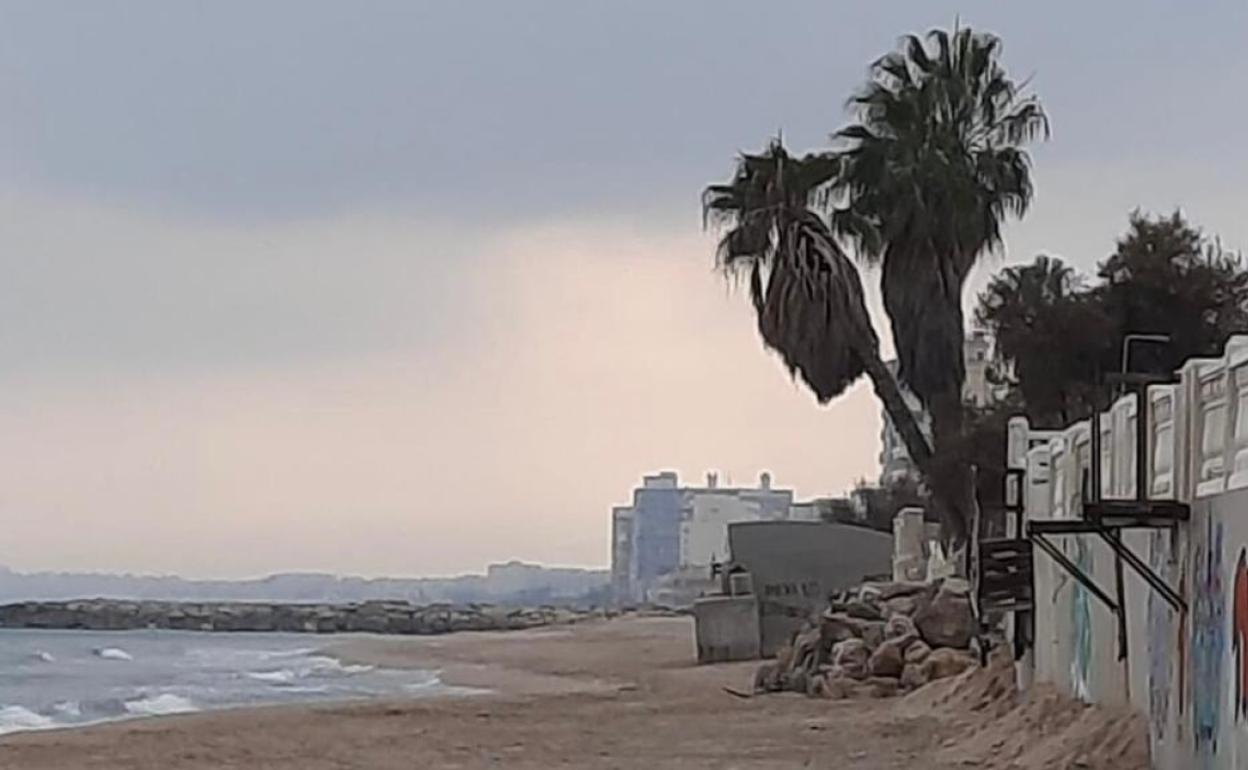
(1, 1, 1246, 578)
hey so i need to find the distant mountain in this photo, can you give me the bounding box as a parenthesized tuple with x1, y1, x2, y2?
(0, 561, 609, 607)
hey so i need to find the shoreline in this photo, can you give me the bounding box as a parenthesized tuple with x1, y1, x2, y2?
(0, 627, 478, 740)
(0, 615, 1145, 769)
(323, 623, 628, 698)
(0, 620, 636, 742)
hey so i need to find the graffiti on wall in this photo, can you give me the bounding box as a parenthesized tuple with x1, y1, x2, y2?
(1233, 548, 1248, 721)
(1148, 530, 1174, 740)
(1070, 536, 1093, 702)
(760, 580, 821, 600)
(1191, 517, 1225, 762)
(1178, 550, 1189, 739)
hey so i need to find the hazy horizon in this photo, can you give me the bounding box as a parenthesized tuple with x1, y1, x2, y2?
(2, 1, 1245, 578)
(0, 557, 605, 582)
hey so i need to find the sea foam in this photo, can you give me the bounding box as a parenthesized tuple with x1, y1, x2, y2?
(124, 694, 197, 717)
(0, 705, 57, 735)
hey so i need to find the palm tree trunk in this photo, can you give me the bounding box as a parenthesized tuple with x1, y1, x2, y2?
(927, 391, 972, 548)
(858, 348, 933, 471)
(860, 349, 974, 551)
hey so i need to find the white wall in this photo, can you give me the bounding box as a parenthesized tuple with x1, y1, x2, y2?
(1017, 334, 1248, 769)
(680, 492, 761, 567)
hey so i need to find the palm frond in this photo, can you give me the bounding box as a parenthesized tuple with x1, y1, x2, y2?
(702, 140, 879, 403)
(822, 22, 1047, 408)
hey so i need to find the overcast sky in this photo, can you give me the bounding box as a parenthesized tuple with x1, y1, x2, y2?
(1, 1, 1245, 578)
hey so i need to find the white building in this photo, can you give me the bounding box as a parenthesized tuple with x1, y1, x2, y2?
(678, 472, 793, 571)
(610, 470, 799, 605)
(787, 501, 822, 522)
(610, 506, 634, 603)
(878, 331, 998, 485)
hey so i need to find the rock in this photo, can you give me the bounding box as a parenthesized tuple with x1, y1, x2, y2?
(819, 612, 863, 645)
(825, 662, 867, 682)
(791, 626, 823, 668)
(860, 620, 886, 651)
(942, 578, 971, 596)
(0, 599, 586, 637)
(862, 581, 928, 601)
(774, 643, 795, 672)
(864, 676, 900, 698)
(900, 663, 930, 690)
(785, 667, 809, 694)
(884, 614, 918, 643)
(867, 638, 906, 678)
(831, 638, 870, 669)
(922, 648, 977, 681)
(806, 672, 827, 698)
(904, 640, 932, 665)
(884, 595, 919, 617)
(844, 599, 883, 621)
(752, 661, 784, 693)
(914, 580, 975, 649)
(819, 674, 855, 700)
(0, 601, 584, 636)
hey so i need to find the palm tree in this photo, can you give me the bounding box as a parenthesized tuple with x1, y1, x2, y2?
(825, 25, 1048, 544)
(976, 255, 1109, 427)
(702, 139, 934, 486)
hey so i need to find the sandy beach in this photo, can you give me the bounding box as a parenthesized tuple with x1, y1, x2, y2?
(0, 616, 1146, 769)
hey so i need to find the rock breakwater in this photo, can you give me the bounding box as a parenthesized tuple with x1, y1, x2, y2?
(0, 599, 594, 635)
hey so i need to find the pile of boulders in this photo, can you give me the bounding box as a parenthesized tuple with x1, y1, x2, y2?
(753, 577, 980, 700)
(0, 599, 596, 635)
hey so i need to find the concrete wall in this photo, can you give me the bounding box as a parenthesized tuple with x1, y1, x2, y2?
(728, 521, 893, 656)
(692, 595, 761, 663)
(1016, 335, 1248, 769)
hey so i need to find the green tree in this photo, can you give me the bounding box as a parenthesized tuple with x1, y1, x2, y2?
(1096, 210, 1248, 374)
(702, 140, 934, 482)
(979, 211, 1248, 429)
(824, 25, 1048, 543)
(976, 255, 1112, 426)
(849, 476, 927, 533)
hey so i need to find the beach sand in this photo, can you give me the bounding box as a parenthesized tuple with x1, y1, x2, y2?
(0, 616, 1145, 769)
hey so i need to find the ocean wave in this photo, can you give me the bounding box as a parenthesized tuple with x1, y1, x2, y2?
(50, 701, 82, 718)
(94, 647, 133, 661)
(0, 705, 57, 735)
(244, 656, 373, 687)
(246, 669, 296, 684)
(400, 670, 442, 690)
(124, 694, 197, 717)
(303, 657, 374, 676)
(29, 650, 55, 663)
(260, 647, 319, 660)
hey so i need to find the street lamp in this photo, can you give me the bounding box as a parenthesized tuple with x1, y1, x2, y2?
(1120, 333, 1171, 376)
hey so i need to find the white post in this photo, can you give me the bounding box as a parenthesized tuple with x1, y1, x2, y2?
(1006, 416, 1035, 692)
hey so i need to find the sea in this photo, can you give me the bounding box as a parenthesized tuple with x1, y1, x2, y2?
(0, 628, 470, 736)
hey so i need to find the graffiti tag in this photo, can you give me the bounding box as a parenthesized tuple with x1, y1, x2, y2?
(761, 581, 821, 599)
(1192, 518, 1225, 763)
(1233, 548, 1248, 721)
(1148, 530, 1174, 739)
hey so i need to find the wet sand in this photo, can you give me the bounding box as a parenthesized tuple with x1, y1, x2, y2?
(0, 616, 1144, 769)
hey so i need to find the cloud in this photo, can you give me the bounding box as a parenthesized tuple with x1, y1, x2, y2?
(0, 190, 491, 378)
(2, 0, 1246, 578)
(0, 205, 881, 577)
(6, 0, 1240, 224)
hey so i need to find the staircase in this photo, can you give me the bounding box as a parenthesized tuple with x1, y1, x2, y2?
(976, 537, 1034, 614)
